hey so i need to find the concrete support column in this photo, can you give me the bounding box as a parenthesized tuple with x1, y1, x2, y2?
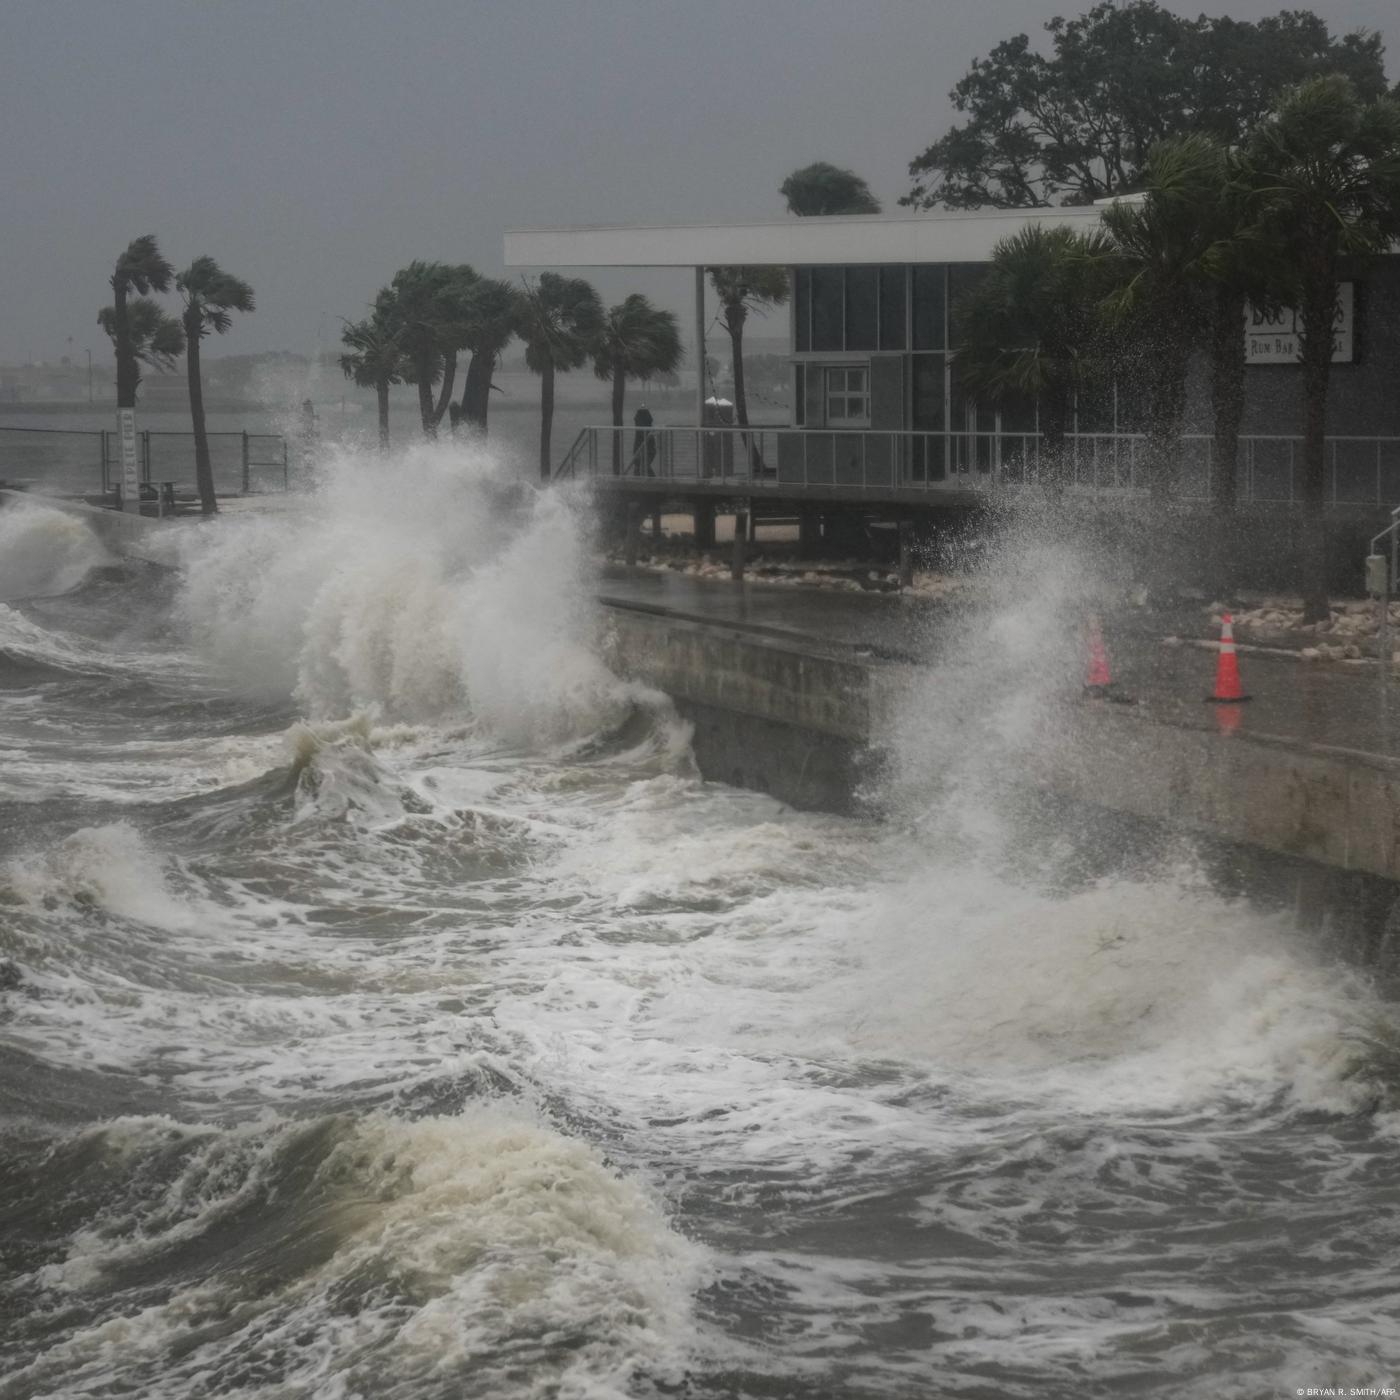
(731, 502, 749, 581)
(798, 506, 822, 559)
(625, 500, 641, 568)
(651, 508, 663, 542)
(898, 520, 915, 589)
(694, 499, 716, 550)
(695, 266, 706, 428)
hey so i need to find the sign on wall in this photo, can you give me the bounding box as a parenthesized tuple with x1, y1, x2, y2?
(1244, 283, 1354, 364)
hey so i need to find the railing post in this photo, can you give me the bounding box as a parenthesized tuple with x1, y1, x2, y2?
(99, 429, 107, 492)
(241, 431, 250, 494)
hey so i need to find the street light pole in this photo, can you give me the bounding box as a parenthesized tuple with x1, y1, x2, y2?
(86, 349, 93, 404)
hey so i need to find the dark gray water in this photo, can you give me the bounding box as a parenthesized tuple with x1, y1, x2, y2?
(2, 455, 1398, 1399)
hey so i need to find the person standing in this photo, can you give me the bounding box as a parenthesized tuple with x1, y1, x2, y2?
(631, 404, 657, 476)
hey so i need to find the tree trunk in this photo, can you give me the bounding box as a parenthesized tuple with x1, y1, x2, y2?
(415, 353, 436, 439)
(539, 359, 555, 482)
(186, 321, 217, 515)
(376, 380, 390, 450)
(726, 304, 749, 428)
(1298, 274, 1335, 624)
(462, 352, 493, 436)
(113, 283, 136, 409)
(432, 350, 457, 428)
(611, 365, 625, 475)
(1040, 391, 1069, 489)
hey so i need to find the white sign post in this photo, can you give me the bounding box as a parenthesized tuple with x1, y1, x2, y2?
(1245, 283, 1354, 365)
(117, 407, 140, 513)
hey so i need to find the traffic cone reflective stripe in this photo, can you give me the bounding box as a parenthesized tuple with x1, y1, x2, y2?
(1207, 612, 1251, 703)
(1084, 614, 1113, 690)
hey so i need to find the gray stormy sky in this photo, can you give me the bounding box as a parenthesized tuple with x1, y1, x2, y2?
(4, 0, 1398, 367)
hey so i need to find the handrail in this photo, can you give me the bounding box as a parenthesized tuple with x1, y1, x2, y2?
(554, 426, 591, 481)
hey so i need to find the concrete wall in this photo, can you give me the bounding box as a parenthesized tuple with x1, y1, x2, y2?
(0, 488, 175, 567)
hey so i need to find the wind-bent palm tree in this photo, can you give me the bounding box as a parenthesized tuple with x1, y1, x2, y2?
(458, 278, 521, 438)
(592, 296, 683, 475)
(383, 262, 477, 438)
(103, 235, 177, 409)
(97, 297, 184, 402)
(707, 266, 789, 428)
(340, 310, 409, 450)
(952, 224, 1114, 482)
(1245, 76, 1400, 621)
(177, 257, 255, 514)
(518, 273, 603, 480)
(1099, 140, 1230, 500)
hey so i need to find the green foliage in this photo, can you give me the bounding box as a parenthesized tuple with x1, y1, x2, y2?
(592, 295, 683, 385)
(339, 313, 409, 390)
(951, 223, 1115, 417)
(111, 234, 174, 297)
(177, 256, 255, 340)
(97, 297, 184, 371)
(518, 272, 604, 376)
(708, 267, 789, 319)
(381, 261, 478, 386)
(902, 1, 1390, 209)
(780, 162, 881, 215)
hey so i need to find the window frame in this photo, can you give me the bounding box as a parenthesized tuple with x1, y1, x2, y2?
(824, 365, 871, 427)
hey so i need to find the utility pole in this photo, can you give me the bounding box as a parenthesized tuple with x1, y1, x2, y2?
(86, 349, 93, 403)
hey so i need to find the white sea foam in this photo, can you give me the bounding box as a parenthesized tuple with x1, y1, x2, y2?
(177, 441, 656, 746)
(0, 501, 110, 601)
(19, 1107, 701, 1400)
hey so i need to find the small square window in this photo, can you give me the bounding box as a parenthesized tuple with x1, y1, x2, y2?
(825, 367, 869, 426)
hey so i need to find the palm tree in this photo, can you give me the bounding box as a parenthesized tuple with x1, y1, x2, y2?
(592, 295, 683, 474)
(517, 273, 603, 480)
(707, 267, 789, 428)
(1099, 139, 1228, 500)
(951, 224, 1114, 480)
(340, 310, 408, 450)
(102, 235, 177, 408)
(383, 262, 477, 438)
(458, 278, 521, 437)
(177, 257, 255, 514)
(96, 297, 184, 401)
(1245, 76, 1400, 621)
(780, 163, 882, 215)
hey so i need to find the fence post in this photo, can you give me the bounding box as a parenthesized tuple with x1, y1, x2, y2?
(241, 431, 250, 494)
(99, 429, 108, 492)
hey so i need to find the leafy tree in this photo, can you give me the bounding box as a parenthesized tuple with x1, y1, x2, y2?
(101, 234, 181, 408)
(780, 162, 881, 215)
(382, 262, 478, 438)
(517, 272, 603, 480)
(901, 2, 1388, 210)
(340, 311, 409, 451)
(707, 266, 789, 427)
(592, 295, 683, 474)
(97, 296, 184, 406)
(950, 223, 1115, 478)
(1244, 76, 1400, 621)
(177, 257, 255, 515)
(457, 278, 522, 437)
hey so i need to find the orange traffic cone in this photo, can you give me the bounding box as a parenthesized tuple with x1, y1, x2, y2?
(1084, 614, 1113, 694)
(1207, 612, 1251, 703)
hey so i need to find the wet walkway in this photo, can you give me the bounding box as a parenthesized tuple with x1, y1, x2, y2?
(598, 566, 1400, 764)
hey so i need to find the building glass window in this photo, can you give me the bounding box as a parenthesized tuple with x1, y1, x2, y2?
(880, 267, 907, 350)
(912, 265, 946, 351)
(810, 268, 844, 350)
(845, 266, 879, 351)
(825, 367, 870, 426)
(794, 267, 811, 352)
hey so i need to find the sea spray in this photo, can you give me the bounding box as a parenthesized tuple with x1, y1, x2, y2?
(0, 501, 111, 602)
(177, 440, 655, 745)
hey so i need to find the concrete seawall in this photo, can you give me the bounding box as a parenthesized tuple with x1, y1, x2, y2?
(601, 596, 1400, 893)
(0, 488, 175, 567)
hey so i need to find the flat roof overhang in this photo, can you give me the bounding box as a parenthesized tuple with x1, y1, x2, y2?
(504, 207, 1107, 268)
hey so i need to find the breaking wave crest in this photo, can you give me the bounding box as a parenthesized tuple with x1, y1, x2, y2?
(4, 1108, 700, 1400)
(177, 443, 655, 746)
(0, 501, 111, 602)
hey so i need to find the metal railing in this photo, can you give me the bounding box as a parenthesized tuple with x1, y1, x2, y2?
(0, 424, 290, 499)
(556, 425, 1400, 508)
